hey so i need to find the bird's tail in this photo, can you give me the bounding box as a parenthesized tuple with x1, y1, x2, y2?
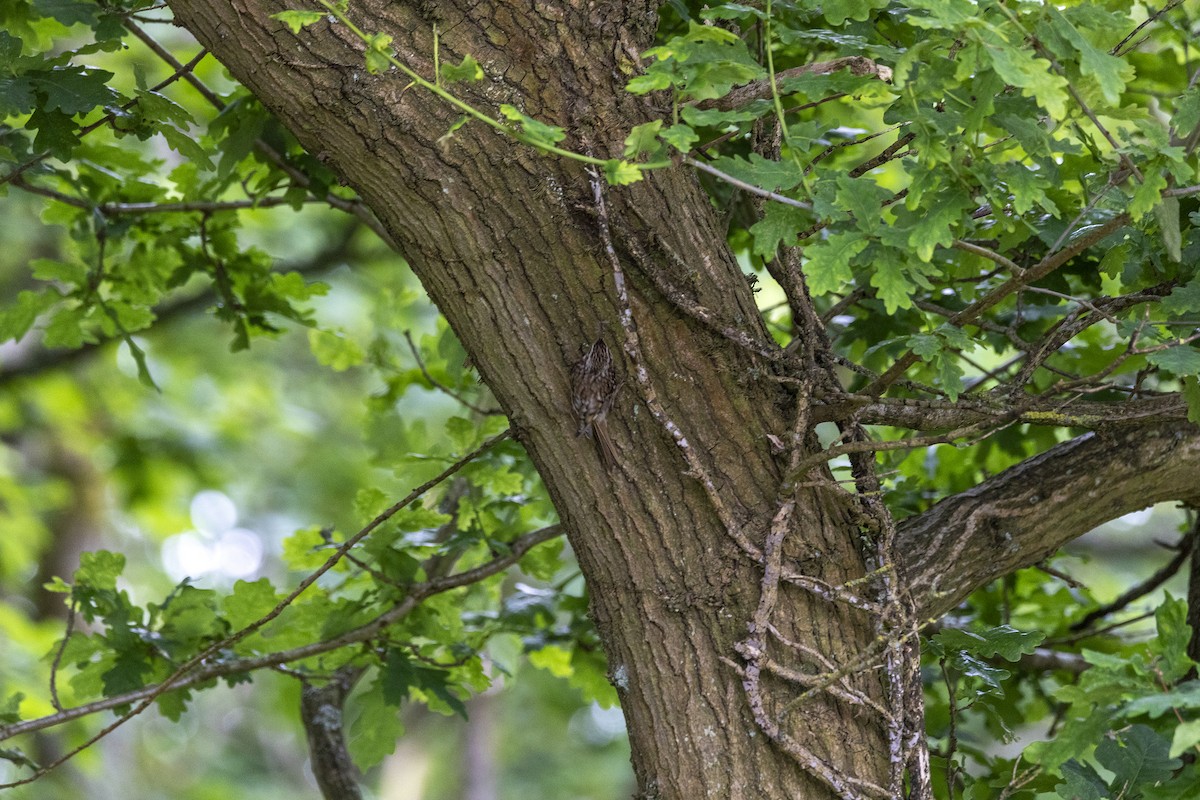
(593, 419, 616, 468)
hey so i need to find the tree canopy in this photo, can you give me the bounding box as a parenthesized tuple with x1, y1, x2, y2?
(2, 0, 1200, 798)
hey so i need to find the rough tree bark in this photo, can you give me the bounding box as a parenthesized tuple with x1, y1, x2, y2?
(163, 2, 1200, 798)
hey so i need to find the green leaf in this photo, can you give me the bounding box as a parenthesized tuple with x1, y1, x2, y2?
(603, 159, 643, 185)
(271, 10, 325, 34)
(1123, 681, 1200, 720)
(0, 289, 59, 341)
(157, 124, 214, 170)
(74, 550, 126, 591)
(101, 649, 153, 697)
(953, 652, 1010, 690)
(0, 693, 24, 725)
(664, 19, 740, 45)
(0, 32, 20, 66)
(1023, 709, 1112, 768)
(937, 355, 965, 402)
(1183, 376, 1200, 425)
(271, 271, 328, 301)
(749, 203, 808, 259)
(222, 578, 280, 630)
(711, 154, 804, 193)
(528, 644, 573, 677)
(1146, 345, 1200, 376)
(1170, 719, 1200, 759)
(1154, 197, 1182, 263)
(1095, 725, 1179, 792)
(907, 188, 972, 261)
(1099, 240, 1131, 279)
(639, 24, 764, 101)
(441, 54, 483, 83)
(1162, 276, 1200, 317)
(821, 0, 889, 25)
(30, 67, 118, 115)
(446, 416, 477, 452)
(984, 43, 1068, 118)
(995, 163, 1058, 216)
(1173, 86, 1200, 137)
(0, 76, 37, 116)
(155, 688, 191, 722)
(931, 623, 1046, 662)
(1150, 594, 1195, 682)
(1129, 169, 1167, 222)
(623, 120, 663, 158)
(1056, 760, 1108, 800)
(348, 678, 406, 769)
(625, 71, 674, 95)
(123, 336, 159, 392)
(1044, 7, 1130, 105)
(157, 585, 223, 646)
(308, 328, 365, 371)
(381, 648, 468, 718)
(1142, 770, 1200, 800)
(805, 232, 866, 296)
(903, 0, 979, 28)
(499, 104, 567, 148)
(569, 646, 618, 707)
(680, 104, 764, 128)
(700, 3, 766, 21)
(32, 0, 99, 27)
(660, 123, 697, 153)
(836, 174, 892, 235)
(281, 526, 332, 571)
(364, 32, 394, 74)
(42, 305, 95, 349)
(0, 746, 37, 771)
(870, 263, 915, 315)
(28, 106, 79, 158)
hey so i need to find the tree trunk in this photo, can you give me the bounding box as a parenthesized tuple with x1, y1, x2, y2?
(163, 2, 1200, 798)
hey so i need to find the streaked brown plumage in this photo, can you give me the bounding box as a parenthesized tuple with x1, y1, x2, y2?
(570, 338, 619, 467)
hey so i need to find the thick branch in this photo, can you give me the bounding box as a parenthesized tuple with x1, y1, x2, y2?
(898, 421, 1200, 619)
(300, 666, 366, 800)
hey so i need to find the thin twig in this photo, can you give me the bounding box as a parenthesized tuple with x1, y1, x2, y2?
(47, 597, 78, 713)
(682, 155, 813, 212)
(1068, 534, 1195, 632)
(402, 330, 502, 415)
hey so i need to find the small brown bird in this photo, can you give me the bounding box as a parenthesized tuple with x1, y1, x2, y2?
(570, 338, 619, 467)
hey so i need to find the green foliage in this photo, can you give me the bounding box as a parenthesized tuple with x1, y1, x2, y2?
(630, 20, 766, 102)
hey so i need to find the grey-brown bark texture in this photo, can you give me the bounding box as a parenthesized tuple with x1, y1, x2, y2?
(165, 1, 1200, 797)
